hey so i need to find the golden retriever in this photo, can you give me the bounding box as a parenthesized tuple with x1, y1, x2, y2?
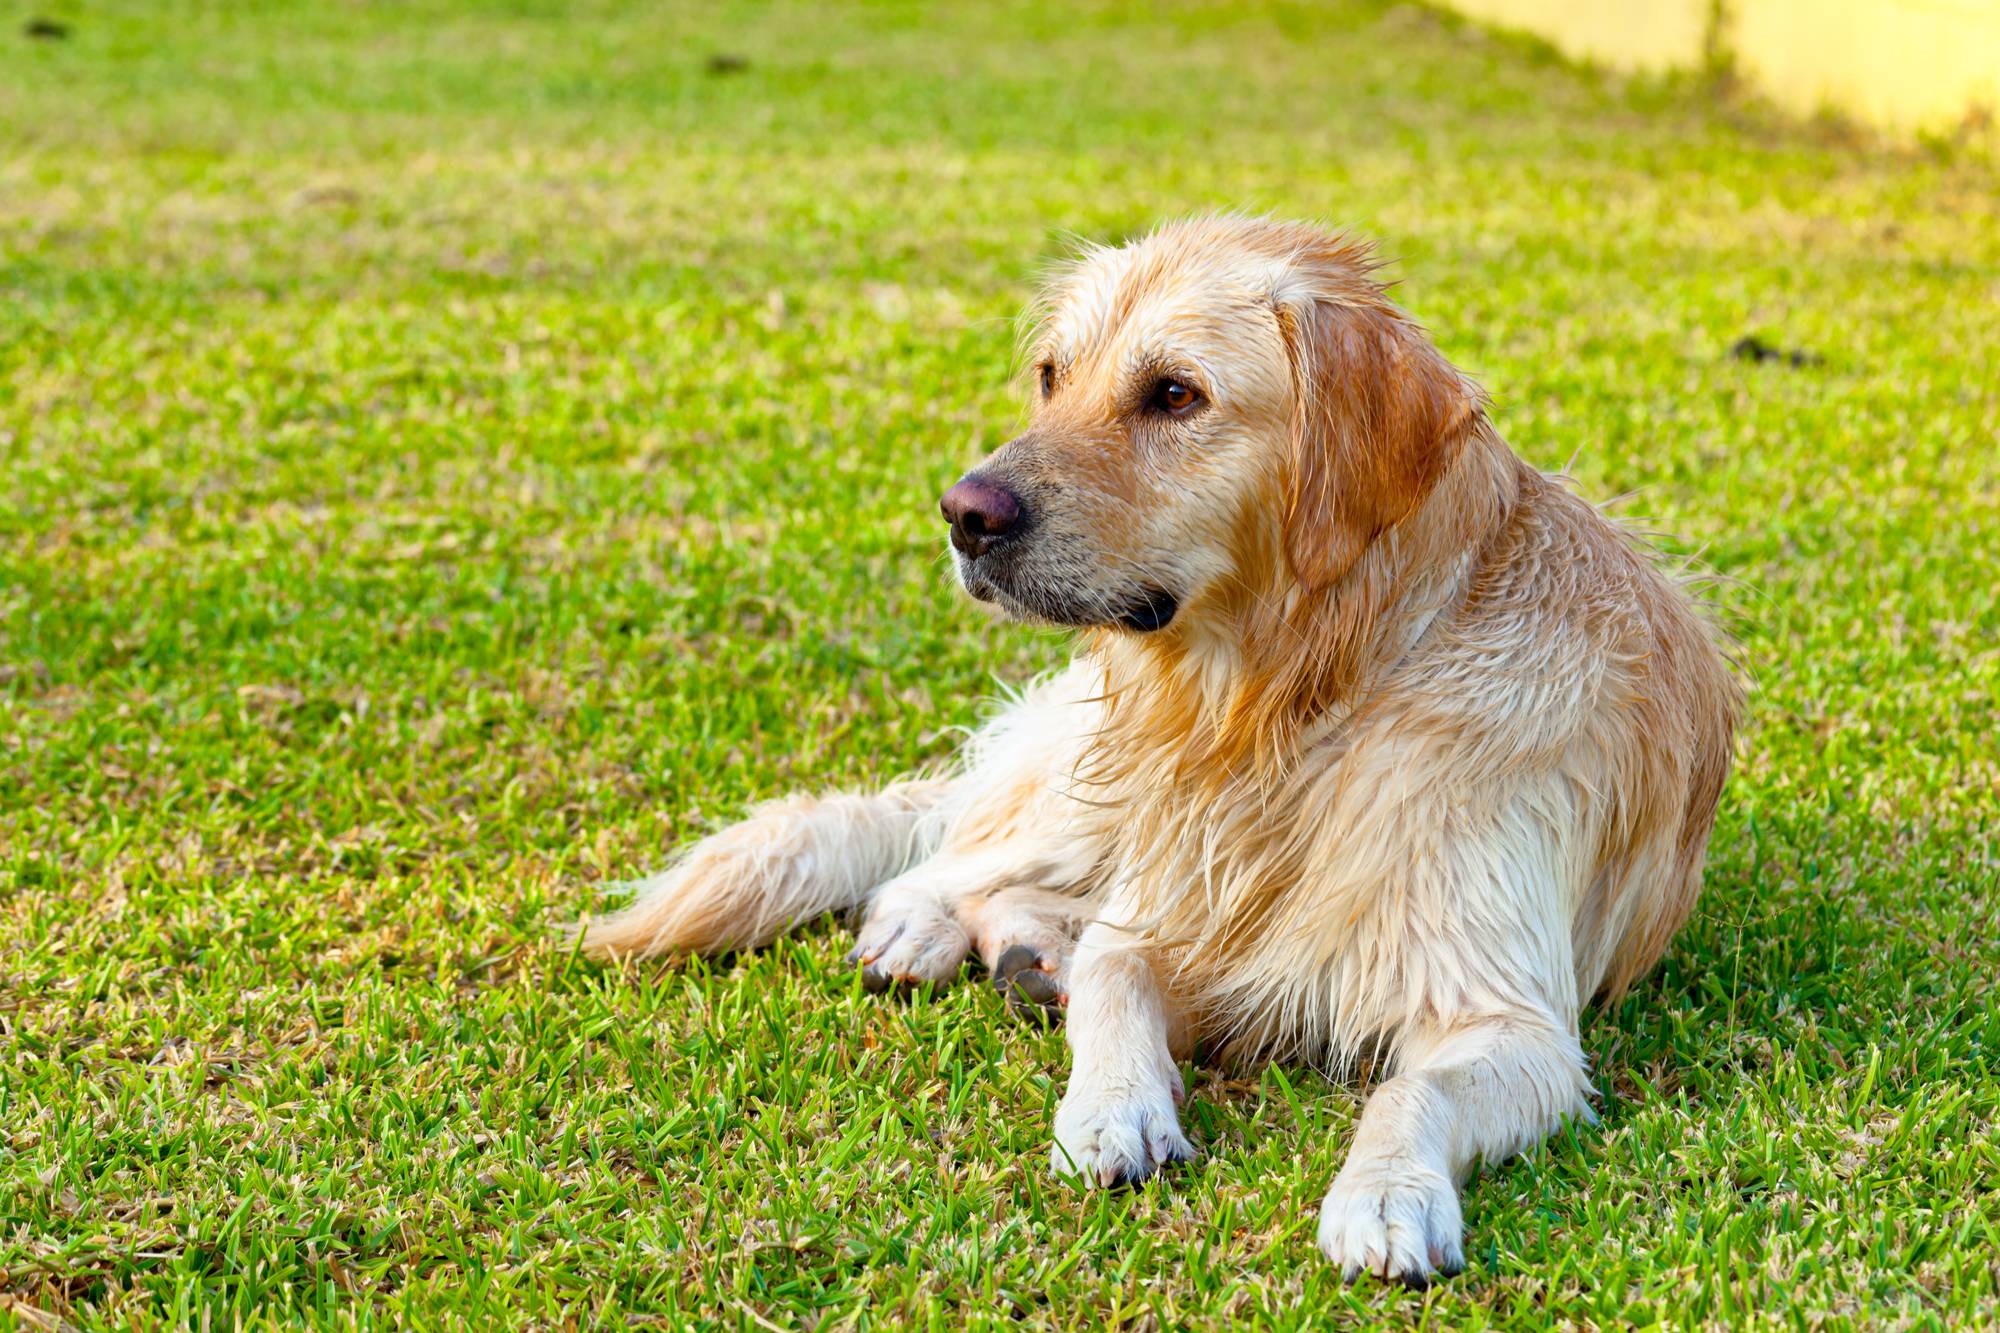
(579, 215, 1738, 1285)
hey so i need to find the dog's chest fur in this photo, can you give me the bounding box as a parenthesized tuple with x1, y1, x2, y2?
(1059, 480, 1712, 1068)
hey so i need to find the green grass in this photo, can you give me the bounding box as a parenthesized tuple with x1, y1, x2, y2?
(3, 1, 1997, 1327)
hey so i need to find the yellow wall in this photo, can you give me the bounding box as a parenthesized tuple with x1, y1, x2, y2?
(1444, 0, 1707, 73)
(1439, 0, 2000, 134)
(1733, 0, 2000, 132)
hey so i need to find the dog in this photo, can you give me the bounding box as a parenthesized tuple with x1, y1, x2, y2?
(579, 215, 1738, 1285)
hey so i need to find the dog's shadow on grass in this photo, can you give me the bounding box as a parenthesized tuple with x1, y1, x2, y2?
(1572, 807, 1980, 1130)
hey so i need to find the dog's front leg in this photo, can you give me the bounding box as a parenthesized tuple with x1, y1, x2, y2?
(1317, 1012, 1591, 1286)
(1050, 916, 1194, 1186)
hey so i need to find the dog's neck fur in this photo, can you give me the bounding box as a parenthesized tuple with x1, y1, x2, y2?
(1065, 424, 1529, 1063)
(1084, 423, 1524, 799)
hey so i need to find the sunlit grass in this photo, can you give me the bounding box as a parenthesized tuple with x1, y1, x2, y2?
(3, 1, 1997, 1327)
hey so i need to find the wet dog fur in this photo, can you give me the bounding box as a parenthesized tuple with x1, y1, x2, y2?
(577, 215, 1738, 1285)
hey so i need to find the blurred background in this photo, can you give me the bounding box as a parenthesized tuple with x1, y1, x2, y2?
(1451, 0, 1999, 138)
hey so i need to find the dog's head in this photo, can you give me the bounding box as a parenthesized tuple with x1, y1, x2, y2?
(942, 216, 1484, 637)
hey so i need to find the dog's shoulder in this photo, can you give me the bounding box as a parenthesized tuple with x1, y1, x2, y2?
(1358, 465, 1720, 769)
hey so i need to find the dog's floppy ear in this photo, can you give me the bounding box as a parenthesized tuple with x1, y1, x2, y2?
(1277, 298, 1481, 589)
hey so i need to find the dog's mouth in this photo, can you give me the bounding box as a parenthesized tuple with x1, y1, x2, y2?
(957, 555, 1179, 635)
(1113, 587, 1179, 633)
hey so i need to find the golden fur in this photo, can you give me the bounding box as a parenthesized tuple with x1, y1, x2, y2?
(579, 215, 1739, 1285)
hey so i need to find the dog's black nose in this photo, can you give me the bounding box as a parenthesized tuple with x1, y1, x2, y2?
(940, 475, 1024, 558)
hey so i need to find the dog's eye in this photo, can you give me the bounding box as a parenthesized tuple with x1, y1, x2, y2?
(1038, 363, 1056, 399)
(1151, 378, 1202, 416)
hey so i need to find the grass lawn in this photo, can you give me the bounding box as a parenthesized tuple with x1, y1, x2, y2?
(4, 0, 1998, 1327)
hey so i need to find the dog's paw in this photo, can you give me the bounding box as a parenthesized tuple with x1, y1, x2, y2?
(1316, 1155, 1464, 1288)
(965, 890, 1080, 1016)
(992, 943, 1065, 1015)
(1051, 1077, 1193, 1187)
(847, 892, 969, 992)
